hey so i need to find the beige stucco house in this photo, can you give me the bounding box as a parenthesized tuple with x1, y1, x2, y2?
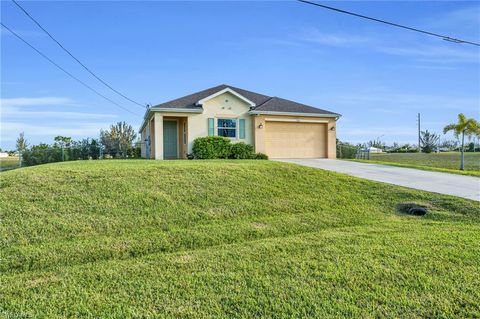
(139, 84, 340, 160)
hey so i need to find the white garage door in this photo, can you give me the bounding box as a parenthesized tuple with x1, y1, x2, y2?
(265, 121, 327, 158)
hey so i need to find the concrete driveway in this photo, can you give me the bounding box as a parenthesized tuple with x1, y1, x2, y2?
(277, 159, 480, 201)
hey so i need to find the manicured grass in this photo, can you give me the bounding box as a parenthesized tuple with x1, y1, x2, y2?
(351, 152, 480, 176)
(0, 156, 19, 172)
(1, 160, 479, 318)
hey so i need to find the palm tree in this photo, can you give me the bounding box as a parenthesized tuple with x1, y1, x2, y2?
(443, 114, 480, 170)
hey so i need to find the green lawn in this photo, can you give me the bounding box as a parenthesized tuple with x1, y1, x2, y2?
(0, 156, 19, 172)
(352, 152, 480, 176)
(1, 160, 479, 318)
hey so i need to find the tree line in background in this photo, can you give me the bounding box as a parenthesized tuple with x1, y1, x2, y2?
(15, 122, 141, 167)
(7, 114, 480, 171)
(337, 113, 480, 162)
(336, 137, 475, 159)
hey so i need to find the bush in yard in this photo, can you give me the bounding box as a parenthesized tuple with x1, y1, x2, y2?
(420, 130, 440, 153)
(253, 152, 268, 160)
(22, 144, 63, 166)
(229, 142, 255, 159)
(192, 136, 231, 159)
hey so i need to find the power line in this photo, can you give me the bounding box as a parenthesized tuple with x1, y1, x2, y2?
(12, 0, 146, 107)
(298, 0, 480, 47)
(1, 22, 142, 117)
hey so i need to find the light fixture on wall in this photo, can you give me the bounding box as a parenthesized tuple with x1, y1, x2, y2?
(258, 123, 264, 129)
(330, 126, 335, 131)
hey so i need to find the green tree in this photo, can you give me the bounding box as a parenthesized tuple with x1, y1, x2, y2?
(16, 132, 28, 167)
(443, 114, 480, 170)
(100, 122, 137, 158)
(420, 130, 439, 154)
(16, 132, 28, 152)
(54, 136, 72, 161)
(367, 139, 385, 149)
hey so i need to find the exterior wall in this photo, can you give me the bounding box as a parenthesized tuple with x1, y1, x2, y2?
(252, 114, 337, 159)
(326, 119, 337, 159)
(140, 127, 147, 158)
(185, 92, 253, 153)
(153, 113, 163, 160)
(149, 117, 155, 159)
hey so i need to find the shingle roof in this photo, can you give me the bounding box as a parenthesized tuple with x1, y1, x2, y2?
(253, 97, 338, 115)
(151, 84, 338, 116)
(152, 84, 271, 110)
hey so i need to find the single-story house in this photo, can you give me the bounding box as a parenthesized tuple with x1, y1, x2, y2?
(139, 84, 341, 159)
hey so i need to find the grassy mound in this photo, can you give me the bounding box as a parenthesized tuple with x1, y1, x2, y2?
(1, 160, 479, 318)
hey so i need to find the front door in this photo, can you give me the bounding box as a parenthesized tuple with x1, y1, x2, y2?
(163, 120, 178, 159)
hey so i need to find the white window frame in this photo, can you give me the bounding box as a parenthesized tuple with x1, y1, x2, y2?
(217, 118, 237, 139)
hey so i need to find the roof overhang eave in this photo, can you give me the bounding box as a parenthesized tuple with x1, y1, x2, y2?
(248, 111, 341, 118)
(149, 107, 203, 113)
(138, 107, 203, 132)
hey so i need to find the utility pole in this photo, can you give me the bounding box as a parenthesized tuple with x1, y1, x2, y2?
(417, 113, 421, 152)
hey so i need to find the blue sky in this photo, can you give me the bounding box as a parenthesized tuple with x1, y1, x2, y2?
(1, 1, 479, 150)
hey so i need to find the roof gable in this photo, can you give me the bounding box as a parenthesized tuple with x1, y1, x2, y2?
(151, 84, 271, 110)
(196, 87, 256, 107)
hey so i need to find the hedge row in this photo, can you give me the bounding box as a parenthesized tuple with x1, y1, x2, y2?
(192, 136, 268, 160)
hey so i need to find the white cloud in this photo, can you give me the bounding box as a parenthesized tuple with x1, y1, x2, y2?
(1, 96, 116, 121)
(380, 45, 479, 64)
(425, 5, 480, 32)
(332, 91, 479, 112)
(410, 64, 457, 70)
(0, 97, 76, 108)
(0, 97, 119, 147)
(297, 28, 370, 46)
(1, 106, 116, 120)
(270, 7, 479, 64)
(1, 122, 112, 141)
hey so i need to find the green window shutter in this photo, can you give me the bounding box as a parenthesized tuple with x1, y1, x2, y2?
(239, 119, 245, 139)
(208, 118, 214, 136)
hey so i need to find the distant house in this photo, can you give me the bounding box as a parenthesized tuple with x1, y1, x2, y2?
(0, 152, 9, 158)
(139, 84, 340, 159)
(366, 147, 383, 153)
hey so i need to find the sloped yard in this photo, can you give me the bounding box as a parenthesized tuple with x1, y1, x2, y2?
(1, 160, 479, 318)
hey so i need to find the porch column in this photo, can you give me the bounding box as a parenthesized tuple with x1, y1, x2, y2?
(154, 113, 163, 160)
(187, 115, 195, 154)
